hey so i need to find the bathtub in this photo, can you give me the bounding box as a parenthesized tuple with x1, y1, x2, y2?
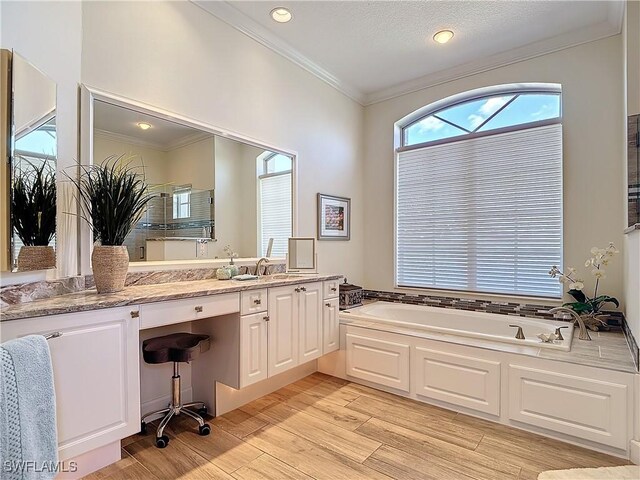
(342, 301, 574, 351)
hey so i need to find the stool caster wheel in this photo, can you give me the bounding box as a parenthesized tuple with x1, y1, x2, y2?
(155, 435, 170, 448)
(199, 424, 211, 436)
(197, 406, 208, 417)
(140, 421, 147, 435)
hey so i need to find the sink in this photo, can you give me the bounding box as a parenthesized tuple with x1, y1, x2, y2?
(267, 274, 305, 280)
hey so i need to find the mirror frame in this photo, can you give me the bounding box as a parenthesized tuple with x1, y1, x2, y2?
(79, 85, 298, 274)
(286, 237, 317, 273)
(0, 50, 12, 272)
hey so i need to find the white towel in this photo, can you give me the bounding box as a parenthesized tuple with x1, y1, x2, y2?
(1, 335, 58, 480)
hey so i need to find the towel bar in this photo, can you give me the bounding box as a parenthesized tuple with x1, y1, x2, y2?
(43, 332, 62, 340)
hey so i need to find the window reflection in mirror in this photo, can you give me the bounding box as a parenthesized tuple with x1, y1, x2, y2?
(92, 99, 293, 263)
(10, 52, 57, 272)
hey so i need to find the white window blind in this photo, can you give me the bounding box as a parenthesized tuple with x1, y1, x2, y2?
(259, 173, 292, 257)
(396, 123, 562, 298)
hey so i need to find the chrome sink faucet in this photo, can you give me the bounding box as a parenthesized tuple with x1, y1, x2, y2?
(548, 307, 591, 341)
(255, 257, 270, 277)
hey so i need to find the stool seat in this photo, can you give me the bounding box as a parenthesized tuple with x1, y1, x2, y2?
(143, 332, 210, 364)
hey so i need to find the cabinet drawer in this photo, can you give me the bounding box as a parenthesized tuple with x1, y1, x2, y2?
(140, 293, 239, 329)
(508, 365, 628, 449)
(241, 289, 267, 315)
(413, 346, 500, 416)
(323, 279, 341, 299)
(346, 327, 410, 392)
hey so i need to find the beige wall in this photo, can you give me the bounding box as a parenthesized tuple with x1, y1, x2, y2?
(363, 35, 625, 306)
(165, 137, 215, 191)
(624, 1, 640, 343)
(93, 134, 169, 186)
(81, 1, 365, 284)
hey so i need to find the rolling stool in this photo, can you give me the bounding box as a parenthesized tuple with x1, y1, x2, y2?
(140, 332, 212, 448)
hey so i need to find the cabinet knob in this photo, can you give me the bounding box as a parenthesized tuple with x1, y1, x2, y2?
(325, 303, 332, 308)
(130, 311, 140, 319)
(330, 287, 337, 292)
(263, 315, 270, 322)
(300, 286, 307, 292)
(295, 287, 301, 293)
(254, 299, 262, 305)
(195, 306, 203, 313)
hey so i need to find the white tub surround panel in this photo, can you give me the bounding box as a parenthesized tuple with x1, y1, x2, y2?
(319, 304, 637, 459)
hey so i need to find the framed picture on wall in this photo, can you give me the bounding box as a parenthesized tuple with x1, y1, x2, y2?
(317, 193, 350, 241)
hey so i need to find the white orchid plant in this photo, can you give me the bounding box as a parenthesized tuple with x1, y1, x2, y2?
(548, 243, 619, 315)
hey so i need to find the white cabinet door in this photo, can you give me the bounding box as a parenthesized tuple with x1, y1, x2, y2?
(413, 346, 501, 416)
(240, 313, 269, 388)
(1, 307, 141, 461)
(345, 327, 410, 392)
(323, 297, 340, 354)
(508, 364, 629, 449)
(267, 285, 299, 376)
(298, 282, 323, 364)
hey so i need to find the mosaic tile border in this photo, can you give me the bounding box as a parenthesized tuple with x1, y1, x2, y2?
(622, 316, 640, 370)
(362, 289, 624, 326)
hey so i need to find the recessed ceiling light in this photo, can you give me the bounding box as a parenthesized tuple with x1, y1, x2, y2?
(433, 30, 454, 44)
(270, 7, 292, 23)
(137, 122, 152, 130)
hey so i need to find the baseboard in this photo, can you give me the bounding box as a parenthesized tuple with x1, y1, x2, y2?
(56, 441, 120, 480)
(630, 440, 640, 464)
(215, 360, 317, 415)
(140, 387, 193, 421)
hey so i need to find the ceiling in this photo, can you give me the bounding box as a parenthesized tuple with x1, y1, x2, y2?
(94, 100, 209, 150)
(194, 0, 624, 105)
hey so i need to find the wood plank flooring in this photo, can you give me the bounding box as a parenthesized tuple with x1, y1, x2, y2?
(85, 373, 630, 480)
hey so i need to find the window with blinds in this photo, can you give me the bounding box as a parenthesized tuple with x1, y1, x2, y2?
(396, 121, 563, 298)
(259, 172, 292, 257)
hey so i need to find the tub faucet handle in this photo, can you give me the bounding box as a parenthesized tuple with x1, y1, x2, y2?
(509, 324, 526, 340)
(554, 326, 569, 341)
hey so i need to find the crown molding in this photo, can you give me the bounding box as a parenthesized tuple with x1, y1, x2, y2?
(191, 0, 624, 108)
(192, 0, 365, 105)
(94, 129, 166, 151)
(94, 129, 211, 152)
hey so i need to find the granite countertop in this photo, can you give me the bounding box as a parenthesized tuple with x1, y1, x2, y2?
(0, 274, 342, 322)
(342, 306, 637, 374)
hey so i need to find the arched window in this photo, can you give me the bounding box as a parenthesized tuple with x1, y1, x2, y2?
(395, 84, 563, 298)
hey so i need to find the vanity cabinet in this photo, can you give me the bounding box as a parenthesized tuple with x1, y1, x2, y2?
(267, 282, 323, 376)
(239, 312, 269, 387)
(0, 307, 141, 461)
(298, 282, 323, 364)
(322, 280, 340, 354)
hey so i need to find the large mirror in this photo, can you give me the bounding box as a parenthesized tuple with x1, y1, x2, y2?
(2, 51, 57, 272)
(89, 94, 294, 264)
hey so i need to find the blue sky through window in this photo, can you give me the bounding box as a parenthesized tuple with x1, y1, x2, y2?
(404, 93, 560, 146)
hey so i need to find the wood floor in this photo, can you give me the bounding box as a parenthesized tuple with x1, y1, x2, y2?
(86, 372, 629, 480)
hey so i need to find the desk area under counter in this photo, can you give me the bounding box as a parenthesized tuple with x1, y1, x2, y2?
(0, 273, 342, 475)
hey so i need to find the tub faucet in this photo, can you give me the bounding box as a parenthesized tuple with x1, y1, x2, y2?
(548, 307, 591, 341)
(255, 257, 270, 277)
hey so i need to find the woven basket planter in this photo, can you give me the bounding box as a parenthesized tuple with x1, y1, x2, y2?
(17, 246, 55, 271)
(92, 245, 129, 293)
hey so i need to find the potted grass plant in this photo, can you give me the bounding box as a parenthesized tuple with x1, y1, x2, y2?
(70, 155, 152, 293)
(11, 161, 56, 271)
